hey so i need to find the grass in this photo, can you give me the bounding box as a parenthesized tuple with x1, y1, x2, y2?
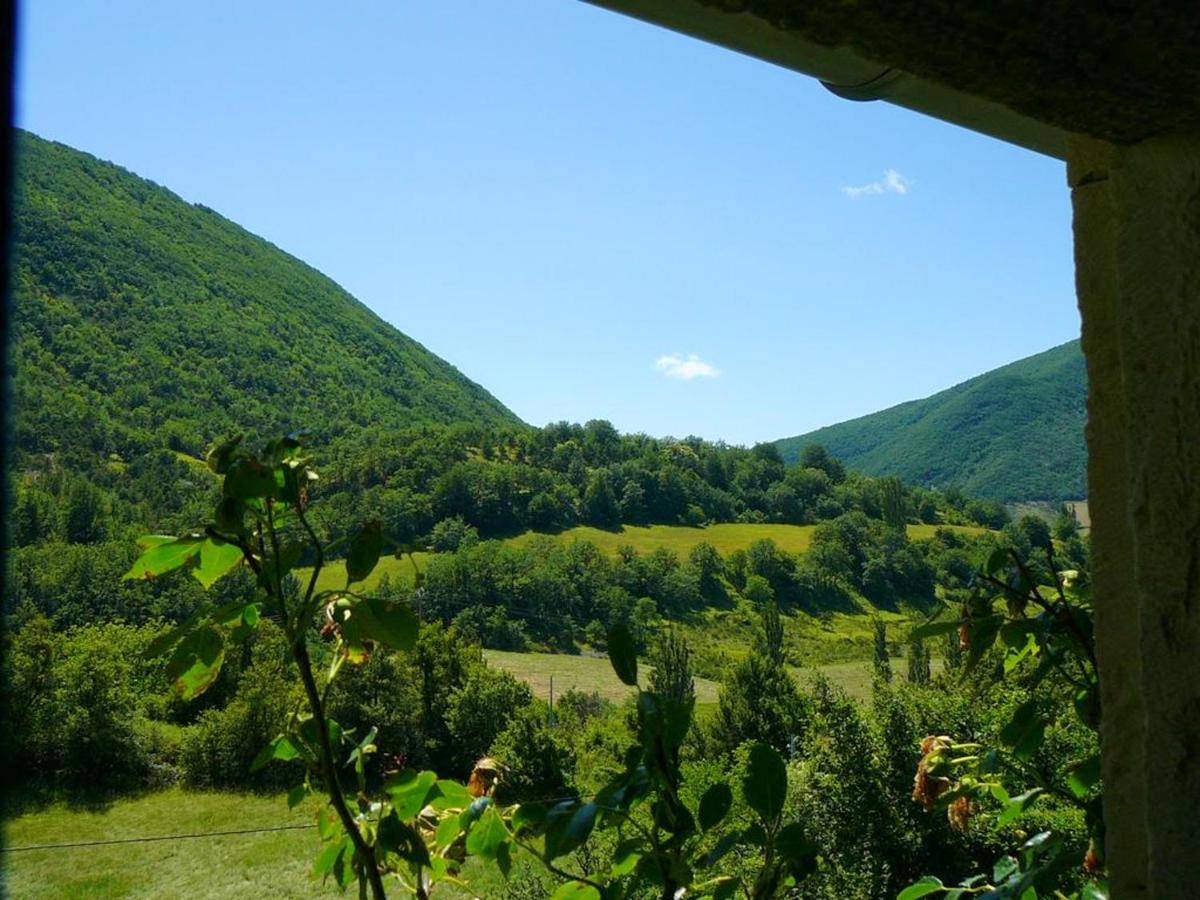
(298, 522, 986, 591)
(483, 643, 938, 707)
(483, 648, 722, 705)
(2, 789, 565, 900)
(301, 550, 434, 595)
(2, 788, 331, 898)
(509, 523, 820, 557)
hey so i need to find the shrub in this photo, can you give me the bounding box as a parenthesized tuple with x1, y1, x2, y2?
(1, 618, 156, 787)
(427, 515, 479, 552)
(489, 702, 573, 804)
(445, 666, 534, 777)
(179, 641, 300, 789)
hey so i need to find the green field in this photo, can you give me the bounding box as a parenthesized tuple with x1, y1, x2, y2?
(3, 788, 329, 898)
(301, 550, 434, 595)
(299, 522, 985, 593)
(2, 789, 526, 899)
(509, 522, 820, 557)
(484, 646, 934, 706)
(483, 648, 722, 705)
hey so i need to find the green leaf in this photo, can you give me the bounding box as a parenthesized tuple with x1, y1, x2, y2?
(510, 803, 547, 836)
(544, 802, 598, 861)
(223, 458, 279, 500)
(550, 883, 600, 900)
(1000, 699, 1045, 761)
(435, 814, 463, 849)
(385, 769, 438, 819)
(339, 597, 418, 651)
(206, 435, 245, 474)
(143, 610, 205, 659)
(996, 788, 1044, 828)
(193, 537, 244, 588)
(610, 838, 641, 877)
(775, 822, 818, 881)
(251, 734, 302, 772)
(165, 626, 224, 700)
(909, 620, 959, 641)
(637, 691, 693, 753)
(965, 614, 1004, 671)
(286, 784, 308, 809)
(607, 622, 638, 686)
(465, 806, 509, 860)
(123, 535, 203, 580)
(1067, 754, 1102, 799)
(214, 496, 245, 532)
(136, 534, 178, 550)
(743, 742, 787, 825)
(459, 796, 492, 829)
(312, 838, 345, 878)
(898, 876, 945, 900)
(378, 811, 431, 866)
(986, 548, 1012, 575)
(1002, 631, 1040, 674)
(698, 782, 733, 831)
(316, 806, 340, 841)
(429, 778, 473, 810)
(992, 855, 1019, 882)
(346, 520, 383, 584)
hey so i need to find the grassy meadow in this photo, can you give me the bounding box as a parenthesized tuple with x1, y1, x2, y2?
(483, 648, 723, 705)
(3, 789, 327, 898)
(298, 522, 985, 593)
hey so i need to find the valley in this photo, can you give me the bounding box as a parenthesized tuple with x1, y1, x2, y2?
(3, 130, 1095, 900)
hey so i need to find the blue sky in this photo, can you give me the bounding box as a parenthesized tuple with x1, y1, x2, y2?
(16, 1, 1079, 445)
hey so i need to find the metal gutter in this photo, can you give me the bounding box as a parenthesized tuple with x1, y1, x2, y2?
(582, 0, 1068, 159)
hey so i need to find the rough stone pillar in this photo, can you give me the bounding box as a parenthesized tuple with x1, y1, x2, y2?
(1069, 134, 1200, 899)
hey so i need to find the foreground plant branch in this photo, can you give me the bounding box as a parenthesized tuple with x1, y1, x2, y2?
(903, 545, 1105, 899)
(126, 434, 821, 898)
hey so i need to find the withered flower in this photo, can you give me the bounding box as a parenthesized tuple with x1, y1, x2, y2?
(912, 735, 952, 811)
(468, 757, 502, 798)
(947, 795, 977, 833)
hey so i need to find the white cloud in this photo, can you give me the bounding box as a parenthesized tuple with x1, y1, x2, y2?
(841, 168, 911, 198)
(656, 353, 720, 380)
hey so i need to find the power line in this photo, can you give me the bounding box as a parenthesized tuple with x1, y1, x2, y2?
(1, 823, 314, 854)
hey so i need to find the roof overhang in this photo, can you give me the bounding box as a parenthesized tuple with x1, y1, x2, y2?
(585, 0, 1068, 158)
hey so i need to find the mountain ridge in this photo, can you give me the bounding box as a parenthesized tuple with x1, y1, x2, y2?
(10, 129, 520, 477)
(774, 340, 1087, 502)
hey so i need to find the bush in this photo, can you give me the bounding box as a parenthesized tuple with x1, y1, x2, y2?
(490, 702, 573, 804)
(327, 649, 424, 775)
(445, 666, 534, 777)
(428, 515, 479, 552)
(1, 618, 158, 787)
(179, 641, 300, 789)
(704, 653, 809, 759)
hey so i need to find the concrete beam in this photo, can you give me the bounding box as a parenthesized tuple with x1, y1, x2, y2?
(1070, 133, 1200, 899)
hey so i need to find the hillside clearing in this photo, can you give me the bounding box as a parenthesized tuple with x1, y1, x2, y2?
(299, 522, 986, 593)
(483, 648, 722, 705)
(484, 647, 936, 706)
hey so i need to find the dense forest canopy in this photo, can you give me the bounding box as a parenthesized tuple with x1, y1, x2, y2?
(9, 130, 518, 477)
(775, 340, 1087, 503)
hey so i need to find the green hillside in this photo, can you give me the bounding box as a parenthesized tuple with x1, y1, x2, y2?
(9, 130, 519, 476)
(775, 340, 1087, 502)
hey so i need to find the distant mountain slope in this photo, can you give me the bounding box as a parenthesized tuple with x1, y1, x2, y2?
(775, 341, 1087, 502)
(10, 130, 519, 473)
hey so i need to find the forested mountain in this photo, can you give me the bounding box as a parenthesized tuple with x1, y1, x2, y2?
(775, 340, 1087, 502)
(9, 130, 518, 477)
